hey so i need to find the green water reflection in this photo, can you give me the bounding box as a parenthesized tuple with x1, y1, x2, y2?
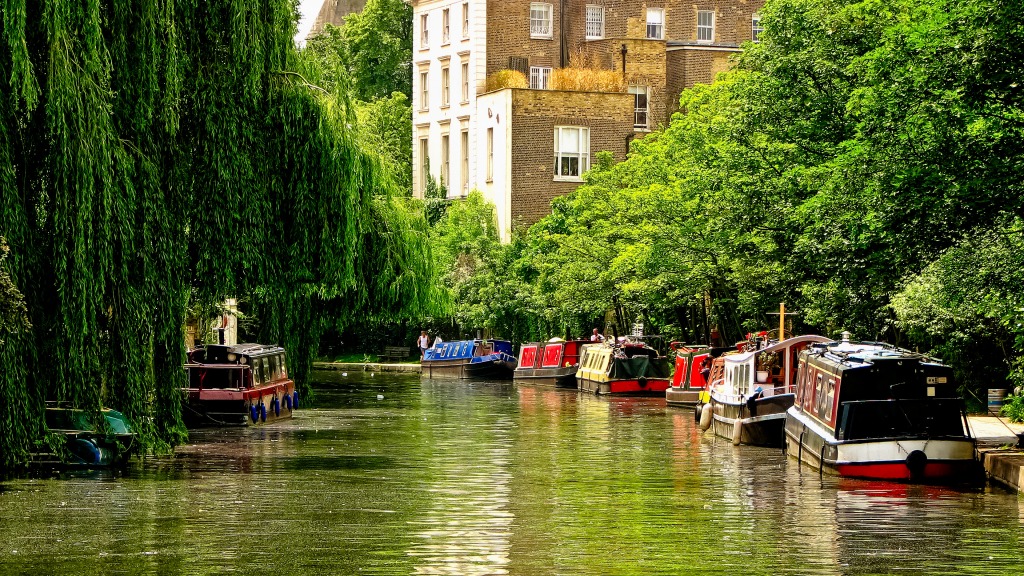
(1, 372, 1023, 575)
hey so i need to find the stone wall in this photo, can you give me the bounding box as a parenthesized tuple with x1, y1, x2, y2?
(308, 0, 367, 38)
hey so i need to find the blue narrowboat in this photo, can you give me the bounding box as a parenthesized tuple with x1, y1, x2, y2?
(422, 339, 518, 379)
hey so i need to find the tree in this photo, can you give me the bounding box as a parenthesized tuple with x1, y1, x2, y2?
(341, 0, 413, 101)
(0, 0, 437, 471)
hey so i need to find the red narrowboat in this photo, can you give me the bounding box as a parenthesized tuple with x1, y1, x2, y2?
(785, 334, 980, 482)
(183, 344, 298, 426)
(665, 344, 714, 406)
(514, 339, 588, 387)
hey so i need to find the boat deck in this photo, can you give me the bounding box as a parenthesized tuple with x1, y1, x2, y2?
(970, 416, 1024, 492)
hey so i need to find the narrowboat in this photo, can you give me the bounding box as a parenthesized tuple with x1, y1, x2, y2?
(34, 404, 138, 468)
(576, 340, 672, 395)
(514, 338, 588, 387)
(784, 334, 979, 482)
(699, 335, 830, 446)
(665, 344, 732, 406)
(421, 339, 517, 379)
(183, 343, 298, 426)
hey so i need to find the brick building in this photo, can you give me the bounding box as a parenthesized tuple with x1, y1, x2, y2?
(410, 0, 765, 241)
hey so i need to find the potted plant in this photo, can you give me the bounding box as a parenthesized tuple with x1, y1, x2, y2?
(757, 351, 779, 383)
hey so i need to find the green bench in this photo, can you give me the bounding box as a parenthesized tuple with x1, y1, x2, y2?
(381, 346, 412, 362)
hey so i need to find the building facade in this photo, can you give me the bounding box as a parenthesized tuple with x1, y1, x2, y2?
(411, 0, 765, 241)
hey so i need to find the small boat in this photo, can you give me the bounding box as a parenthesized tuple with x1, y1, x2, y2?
(576, 340, 672, 395)
(35, 404, 138, 468)
(785, 334, 980, 482)
(665, 344, 732, 406)
(421, 339, 517, 379)
(699, 334, 831, 446)
(183, 343, 298, 426)
(514, 338, 588, 387)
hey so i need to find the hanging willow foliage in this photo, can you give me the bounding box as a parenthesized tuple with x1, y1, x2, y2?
(0, 0, 440, 471)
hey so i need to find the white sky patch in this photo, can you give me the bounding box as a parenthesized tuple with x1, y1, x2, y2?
(295, 0, 326, 46)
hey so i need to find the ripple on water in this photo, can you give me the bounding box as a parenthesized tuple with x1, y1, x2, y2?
(0, 373, 1023, 575)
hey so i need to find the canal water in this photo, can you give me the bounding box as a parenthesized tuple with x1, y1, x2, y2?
(2, 371, 1023, 575)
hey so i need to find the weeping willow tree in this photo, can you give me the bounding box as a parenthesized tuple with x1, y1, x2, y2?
(0, 0, 439, 471)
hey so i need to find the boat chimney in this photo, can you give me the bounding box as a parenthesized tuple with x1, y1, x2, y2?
(840, 331, 852, 343)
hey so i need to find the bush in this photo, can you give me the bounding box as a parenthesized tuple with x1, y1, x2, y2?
(1003, 391, 1024, 423)
(550, 67, 625, 92)
(485, 70, 528, 92)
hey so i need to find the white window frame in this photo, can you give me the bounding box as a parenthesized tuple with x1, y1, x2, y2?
(440, 133, 450, 188)
(646, 8, 664, 40)
(629, 86, 649, 129)
(752, 14, 763, 42)
(697, 10, 715, 43)
(585, 5, 605, 40)
(442, 8, 450, 44)
(530, 3, 553, 39)
(553, 126, 590, 182)
(462, 2, 470, 38)
(529, 66, 551, 90)
(460, 129, 469, 194)
(441, 65, 451, 107)
(461, 61, 470, 103)
(420, 13, 429, 48)
(418, 137, 429, 195)
(486, 128, 494, 182)
(419, 70, 429, 110)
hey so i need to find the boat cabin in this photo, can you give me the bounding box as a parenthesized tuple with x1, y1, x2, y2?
(578, 341, 671, 382)
(718, 335, 831, 401)
(425, 339, 514, 361)
(187, 343, 289, 390)
(518, 339, 586, 371)
(794, 340, 967, 439)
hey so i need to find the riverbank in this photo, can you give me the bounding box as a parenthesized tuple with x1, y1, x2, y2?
(313, 361, 422, 373)
(969, 415, 1024, 492)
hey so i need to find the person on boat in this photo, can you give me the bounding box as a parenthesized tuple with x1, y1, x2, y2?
(433, 333, 444, 347)
(417, 331, 430, 358)
(590, 328, 605, 342)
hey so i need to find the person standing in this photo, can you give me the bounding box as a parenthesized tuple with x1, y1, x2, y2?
(417, 331, 430, 358)
(590, 328, 605, 342)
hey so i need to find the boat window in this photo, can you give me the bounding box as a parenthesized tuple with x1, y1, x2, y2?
(280, 354, 287, 378)
(813, 373, 823, 412)
(816, 374, 828, 418)
(825, 379, 836, 421)
(268, 355, 278, 381)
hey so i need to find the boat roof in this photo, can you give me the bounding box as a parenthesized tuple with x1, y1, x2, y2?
(808, 340, 943, 368)
(723, 334, 831, 364)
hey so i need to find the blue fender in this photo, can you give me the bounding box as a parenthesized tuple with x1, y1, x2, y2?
(259, 403, 267, 422)
(272, 397, 280, 417)
(292, 391, 299, 410)
(283, 394, 292, 410)
(250, 404, 259, 423)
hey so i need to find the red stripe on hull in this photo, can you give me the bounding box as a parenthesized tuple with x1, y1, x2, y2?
(607, 379, 670, 394)
(835, 461, 968, 481)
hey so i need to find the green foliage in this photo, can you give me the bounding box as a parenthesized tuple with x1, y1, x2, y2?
(432, 0, 1024, 401)
(0, 0, 437, 471)
(355, 93, 413, 193)
(0, 238, 29, 341)
(339, 0, 413, 101)
(1002, 392, 1024, 424)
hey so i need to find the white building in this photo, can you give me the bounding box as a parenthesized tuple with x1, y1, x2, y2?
(411, 0, 487, 200)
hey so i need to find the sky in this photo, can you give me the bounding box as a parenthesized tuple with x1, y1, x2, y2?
(295, 0, 326, 45)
